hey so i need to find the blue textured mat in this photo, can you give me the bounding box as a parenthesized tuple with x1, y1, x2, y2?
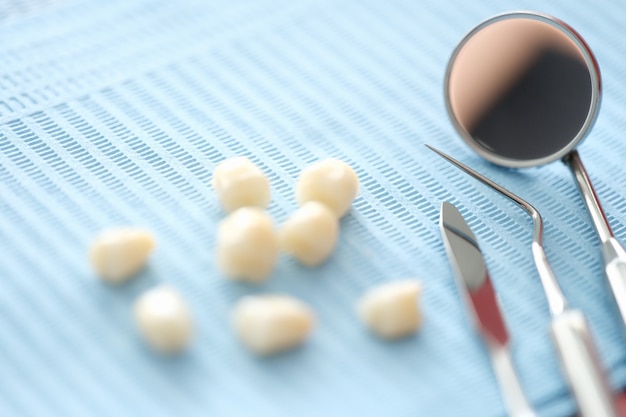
(2, 0, 626, 416)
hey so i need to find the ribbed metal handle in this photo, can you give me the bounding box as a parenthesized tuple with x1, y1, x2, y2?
(550, 310, 616, 417)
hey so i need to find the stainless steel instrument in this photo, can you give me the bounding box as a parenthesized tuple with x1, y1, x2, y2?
(443, 11, 626, 333)
(565, 151, 626, 331)
(429, 145, 617, 417)
(440, 201, 537, 417)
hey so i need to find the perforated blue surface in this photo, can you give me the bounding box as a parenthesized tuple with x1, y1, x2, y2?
(2, 1, 626, 416)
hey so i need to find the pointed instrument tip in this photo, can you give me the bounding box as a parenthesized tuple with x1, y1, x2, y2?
(424, 144, 468, 173)
(425, 143, 495, 186)
(424, 143, 452, 161)
(424, 143, 439, 155)
(424, 144, 540, 227)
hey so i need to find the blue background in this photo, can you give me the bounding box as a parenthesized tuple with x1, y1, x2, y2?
(1, 0, 626, 416)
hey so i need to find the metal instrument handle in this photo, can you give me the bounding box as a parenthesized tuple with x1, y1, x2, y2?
(602, 238, 626, 330)
(550, 309, 617, 417)
(566, 150, 626, 329)
(488, 343, 538, 417)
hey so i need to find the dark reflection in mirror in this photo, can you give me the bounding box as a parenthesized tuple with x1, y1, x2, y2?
(448, 18, 592, 160)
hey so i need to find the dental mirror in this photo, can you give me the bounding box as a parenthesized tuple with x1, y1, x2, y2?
(446, 12, 599, 166)
(444, 12, 626, 329)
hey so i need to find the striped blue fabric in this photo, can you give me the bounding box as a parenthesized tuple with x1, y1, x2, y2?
(1, 0, 626, 416)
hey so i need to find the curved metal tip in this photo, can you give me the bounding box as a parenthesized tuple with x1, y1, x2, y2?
(425, 145, 536, 218)
(426, 144, 567, 315)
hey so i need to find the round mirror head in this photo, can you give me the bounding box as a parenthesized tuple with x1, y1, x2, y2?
(445, 12, 601, 167)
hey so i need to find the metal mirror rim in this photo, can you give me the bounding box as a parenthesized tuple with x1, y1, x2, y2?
(443, 11, 602, 168)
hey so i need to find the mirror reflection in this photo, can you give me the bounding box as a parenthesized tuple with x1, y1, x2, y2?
(448, 18, 592, 160)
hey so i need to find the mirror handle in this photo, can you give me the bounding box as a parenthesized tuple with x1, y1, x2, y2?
(564, 150, 613, 243)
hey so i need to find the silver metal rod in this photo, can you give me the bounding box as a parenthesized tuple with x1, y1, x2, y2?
(425, 145, 567, 316)
(564, 150, 626, 330)
(563, 150, 613, 244)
